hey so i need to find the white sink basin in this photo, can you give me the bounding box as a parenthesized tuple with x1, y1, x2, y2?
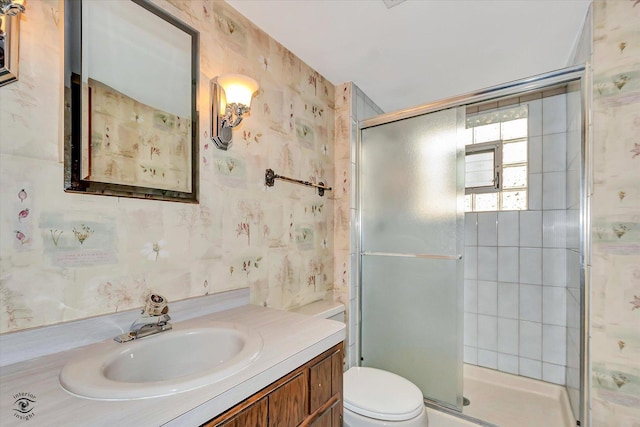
(59, 323, 263, 400)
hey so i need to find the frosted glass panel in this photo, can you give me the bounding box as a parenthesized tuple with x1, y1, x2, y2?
(361, 256, 463, 408)
(475, 192, 498, 211)
(361, 109, 463, 255)
(502, 189, 527, 210)
(360, 106, 464, 410)
(503, 165, 527, 188)
(474, 123, 500, 143)
(503, 140, 528, 164)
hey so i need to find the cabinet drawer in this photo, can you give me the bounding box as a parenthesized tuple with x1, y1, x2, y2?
(309, 407, 332, 427)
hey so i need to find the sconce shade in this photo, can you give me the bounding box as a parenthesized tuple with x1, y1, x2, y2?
(217, 73, 259, 107)
(210, 73, 259, 151)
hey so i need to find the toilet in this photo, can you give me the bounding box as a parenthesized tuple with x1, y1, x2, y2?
(293, 301, 429, 426)
(343, 366, 429, 426)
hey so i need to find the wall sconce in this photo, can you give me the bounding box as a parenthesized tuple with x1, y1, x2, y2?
(210, 73, 259, 150)
(0, 0, 25, 16)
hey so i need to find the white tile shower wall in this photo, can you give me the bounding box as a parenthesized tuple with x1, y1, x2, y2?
(497, 211, 519, 246)
(497, 282, 518, 319)
(464, 93, 572, 386)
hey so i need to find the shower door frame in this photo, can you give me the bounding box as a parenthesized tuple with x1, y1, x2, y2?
(355, 64, 591, 426)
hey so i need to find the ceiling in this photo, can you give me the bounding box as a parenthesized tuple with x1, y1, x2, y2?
(225, 0, 591, 113)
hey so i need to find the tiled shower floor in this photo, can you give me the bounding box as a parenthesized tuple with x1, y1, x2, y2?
(460, 364, 574, 427)
(425, 364, 574, 427)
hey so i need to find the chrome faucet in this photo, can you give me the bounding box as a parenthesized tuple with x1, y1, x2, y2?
(114, 294, 172, 343)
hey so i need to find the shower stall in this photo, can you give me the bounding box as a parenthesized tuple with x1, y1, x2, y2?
(353, 65, 590, 426)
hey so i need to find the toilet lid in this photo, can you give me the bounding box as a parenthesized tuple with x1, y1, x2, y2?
(343, 367, 425, 421)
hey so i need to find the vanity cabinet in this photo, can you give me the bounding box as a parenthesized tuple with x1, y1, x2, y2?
(203, 342, 343, 427)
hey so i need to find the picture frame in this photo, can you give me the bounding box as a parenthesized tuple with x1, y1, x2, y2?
(64, 0, 199, 203)
(0, 11, 20, 87)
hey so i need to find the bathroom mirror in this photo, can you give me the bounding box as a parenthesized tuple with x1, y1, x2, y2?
(64, 0, 199, 202)
(0, 12, 20, 86)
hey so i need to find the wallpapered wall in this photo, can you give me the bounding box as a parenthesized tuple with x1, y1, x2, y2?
(332, 83, 352, 329)
(590, 0, 640, 424)
(0, 0, 337, 333)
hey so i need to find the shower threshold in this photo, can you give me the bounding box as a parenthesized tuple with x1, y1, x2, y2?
(424, 400, 496, 427)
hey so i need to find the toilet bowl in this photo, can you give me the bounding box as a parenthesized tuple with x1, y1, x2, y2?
(293, 301, 428, 427)
(343, 367, 429, 426)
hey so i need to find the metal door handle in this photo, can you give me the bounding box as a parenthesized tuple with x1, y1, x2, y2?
(361, 251, 462, 260)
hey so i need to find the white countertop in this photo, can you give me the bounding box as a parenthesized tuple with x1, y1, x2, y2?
(0, 304, 346, 426)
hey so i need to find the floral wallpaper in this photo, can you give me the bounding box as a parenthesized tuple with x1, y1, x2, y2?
(0, 0, 336, 333)
(332, 83, 352, 312)
(333, 82, 353, 363)
(590, 0, 640, 424)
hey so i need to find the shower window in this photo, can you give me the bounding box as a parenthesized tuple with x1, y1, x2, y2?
(464, 105, 528, 212)
(465, 142, 501, 192)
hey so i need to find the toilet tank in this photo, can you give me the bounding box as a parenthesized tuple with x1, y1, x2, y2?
(292, 300, 345, 323)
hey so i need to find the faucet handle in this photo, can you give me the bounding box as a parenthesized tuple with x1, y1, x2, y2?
(157, 313, 171, 325)
(144, 293, 169, 316)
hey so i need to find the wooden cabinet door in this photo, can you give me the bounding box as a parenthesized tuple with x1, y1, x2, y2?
(268, 371, 308, 427)
(309, 356, 333, 414)
(306, 345, 343, 427)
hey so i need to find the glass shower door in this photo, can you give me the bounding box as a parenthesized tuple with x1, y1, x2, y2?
(360, 107, 465, 410)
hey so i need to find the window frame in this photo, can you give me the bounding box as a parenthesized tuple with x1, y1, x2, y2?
(464, 140, 502, 195)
